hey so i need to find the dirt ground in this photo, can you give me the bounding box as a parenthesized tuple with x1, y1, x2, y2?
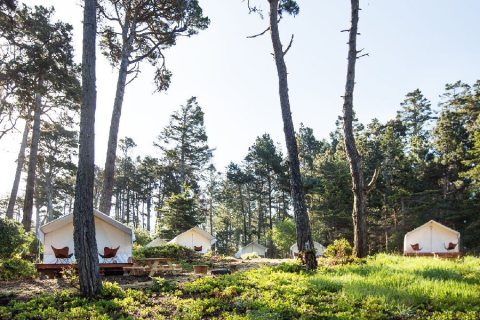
(0, 258, 287, 301)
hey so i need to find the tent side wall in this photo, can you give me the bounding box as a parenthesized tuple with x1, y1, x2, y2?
(43, 216, 133, 263)
(237, 244, 267, 258)
(290, 242, 325, 257)
(95, 217, 132, 262)
(171, 230, 212, 253)
(44, 223, 75, 264)
(404, 223, 460, 254)
(431, 224, 459, 253)
(404, 228, 432, 253)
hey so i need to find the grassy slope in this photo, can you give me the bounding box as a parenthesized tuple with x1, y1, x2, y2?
(1, 254, 479, 319)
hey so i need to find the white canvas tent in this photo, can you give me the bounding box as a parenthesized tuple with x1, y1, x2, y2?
(290, 241, 325, 258)
(38, 210, 135, 264)
(168, 226, 216, 254)
(146, 238, 168, 248)
(403, 220, 460, 255)
(234, 241, 268, 258)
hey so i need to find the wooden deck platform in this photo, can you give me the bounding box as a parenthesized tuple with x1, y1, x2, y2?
(36, 263, 133, 278)
(403, 252, 462, 258)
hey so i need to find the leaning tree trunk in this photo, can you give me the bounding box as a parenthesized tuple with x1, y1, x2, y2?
(268, 0, 317, 270)
(7, 117, 30, 219)
(73, 0, 102, 297)
(342, 0, 368, 258)
(99, 27, 132, 215)
(22, 80, 43, 232)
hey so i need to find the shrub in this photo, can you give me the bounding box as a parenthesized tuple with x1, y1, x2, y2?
(101, 281, 126, 299)
(136, 244, 197, 260)
(0, 257, 36, 280)
(151, 277, 177, 293)
(61, 265, 79, 287)
(272, 261, 306, 273)
(271, 218, 296, 257)
(240, 252, 260, 260)
(134, 229, 153, 246)
(0, 218, 30, 258)
(323, 239, 354, 264)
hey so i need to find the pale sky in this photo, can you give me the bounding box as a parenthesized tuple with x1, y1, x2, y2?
(0, 0, 479, 197)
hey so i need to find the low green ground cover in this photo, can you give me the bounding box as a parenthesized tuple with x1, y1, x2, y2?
(1, 254, 479, 319)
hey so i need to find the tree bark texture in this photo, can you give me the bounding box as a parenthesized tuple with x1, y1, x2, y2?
(7, 118, 30, 219)
(73, 0, 102, 297)
(22, 80, 43, 232)
(268, 0, 317, 269)
(99, 28, 132, 215)
(342, 0, 368, 258)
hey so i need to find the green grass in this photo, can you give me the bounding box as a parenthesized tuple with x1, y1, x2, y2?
(1, 254, 479, 319)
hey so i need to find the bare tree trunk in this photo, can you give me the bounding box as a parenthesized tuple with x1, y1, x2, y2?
(146, 194, 151, 231)
(239, 185, 247, 245)
(22, 79, 43, 232)
(35, 203, 40, 235)
(7, 118, 30, 219)
(126, 189, 130, 224)
(46, 174, 54, 221)
(73, 0, 102, 297)
(180, 120, 186, 192)
(247, 188, 252, 243)
(267, 174, 274, 257)
(268, 0, 317, 269)
(99, 41, 131, 214)
(341, 0, 368, 258)
(256, 193, 263, 240)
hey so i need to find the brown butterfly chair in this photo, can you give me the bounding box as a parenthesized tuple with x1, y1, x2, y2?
(51, 246, 73, 264)
(99, 246, 120, 263)
(444, 242, 457, 251)
(410, 243, 422, 252)
(194, 245, 203, 252)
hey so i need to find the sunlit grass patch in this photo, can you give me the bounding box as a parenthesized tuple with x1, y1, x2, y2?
(312, 254, 480, 312)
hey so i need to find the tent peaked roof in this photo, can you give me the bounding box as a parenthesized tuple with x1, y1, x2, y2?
(39, 209, 134, 243)
(242, 241, 267, 250)
(405, 220, 460, 236)
(171, 226, 216, 243)
(146, 238, 168, 247)
(290, 241, 324, 250)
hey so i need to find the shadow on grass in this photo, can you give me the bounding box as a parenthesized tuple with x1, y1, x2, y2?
(420, 267, 480, 285)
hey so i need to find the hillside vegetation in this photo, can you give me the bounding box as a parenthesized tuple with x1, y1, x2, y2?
(1, 254, 479, 319)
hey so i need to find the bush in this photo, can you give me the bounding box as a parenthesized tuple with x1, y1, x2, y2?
(135, 244, 197, 260)
(101, 281, 126, 299)
(324, 239, 354, 264)
(271, 218, 296, 257)
(0, 258, 36, 280)
(272, 261, 305, 273)
(0, 218, 30, 258)
(151, 277, 177, 293)
(240, 252, 260, 260)
(134, 229, 153, 246)
(61, 265, 79, 287)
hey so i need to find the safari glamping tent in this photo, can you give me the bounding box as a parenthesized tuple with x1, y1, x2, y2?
(168, 226, 216, 254)
(38, 210, 135, 264)
(290, 241, 325, 258)
(234, 241, 268, 258)
(403, 220, 460, 257)
(145, 237, 168, 248)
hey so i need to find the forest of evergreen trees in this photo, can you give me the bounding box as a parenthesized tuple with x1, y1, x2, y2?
(3, 78, 479, 256)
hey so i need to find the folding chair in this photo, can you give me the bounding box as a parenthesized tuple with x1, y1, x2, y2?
(51, 246, 73, 264)
(99, 246, 120, 263)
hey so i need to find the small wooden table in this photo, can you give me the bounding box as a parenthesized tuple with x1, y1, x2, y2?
(123, 258, 182, 276)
